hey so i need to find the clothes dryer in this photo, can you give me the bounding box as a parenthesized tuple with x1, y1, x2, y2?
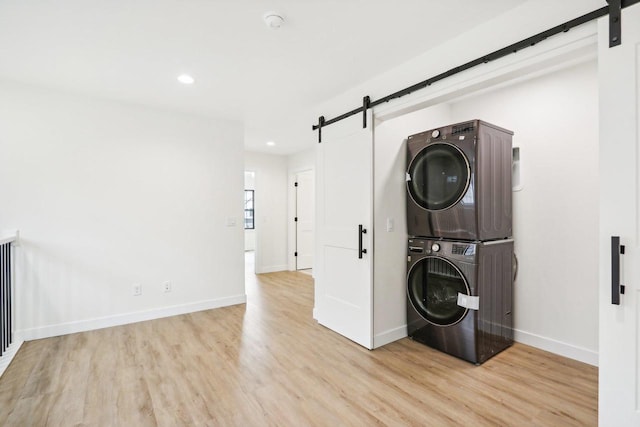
(406, 238, 514, 364)
(406, 120, 513, 241)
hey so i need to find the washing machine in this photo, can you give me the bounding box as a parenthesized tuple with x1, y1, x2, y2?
(406, 237, 514, 364)
(406, 120, 513, 241)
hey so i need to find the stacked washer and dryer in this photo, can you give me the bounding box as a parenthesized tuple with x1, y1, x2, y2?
(405, 120, 515, 364)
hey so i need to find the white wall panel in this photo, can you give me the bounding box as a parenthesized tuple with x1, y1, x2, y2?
(0, 80, 245, 338)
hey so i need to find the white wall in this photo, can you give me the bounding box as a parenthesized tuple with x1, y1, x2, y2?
(449, 60, 599, 362)
(244, 152, 288, 273)
(371, 60, 598, 364)
(0, 80, 245, 340)
(244, 171, 256, 251)
(287, 148, 315, 271)
(288, 148, 315, 173)
(309, 0, 601, 124)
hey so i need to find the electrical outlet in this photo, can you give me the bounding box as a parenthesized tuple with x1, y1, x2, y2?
(163, 281, 171, 293)
(133, 283, 142, 296)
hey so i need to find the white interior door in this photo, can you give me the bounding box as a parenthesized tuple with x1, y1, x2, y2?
(599, 4, 640, 425)
(315, 111, 373, 349)
(296, 169, 314, 270)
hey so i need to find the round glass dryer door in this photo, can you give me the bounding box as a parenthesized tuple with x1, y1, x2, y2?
(407, 143, 470, 211)
(408, 257, 470, 326)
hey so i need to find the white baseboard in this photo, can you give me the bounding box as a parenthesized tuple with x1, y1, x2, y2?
(374, 325, 407, 349)
(18, 294, 247, 341)
(514, 328, 598, 366)
(0, 339, 24, 378)
(256, 264, 288, 274)
(367, 324, 597, 366)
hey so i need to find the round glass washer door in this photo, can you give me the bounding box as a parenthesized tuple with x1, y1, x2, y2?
(407, 256, 470, 326)
(407, 143, 470, 211)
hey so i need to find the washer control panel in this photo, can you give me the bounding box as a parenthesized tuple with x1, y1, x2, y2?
(408, 239, 424, 254)
(408, 239, 477, 258)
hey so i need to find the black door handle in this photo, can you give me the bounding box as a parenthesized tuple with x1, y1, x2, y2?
(611, 236, 625, 305)
(359, 225, 367, 259)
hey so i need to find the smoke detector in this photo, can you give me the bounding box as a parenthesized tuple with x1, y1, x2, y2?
(263, 12, 284, 29)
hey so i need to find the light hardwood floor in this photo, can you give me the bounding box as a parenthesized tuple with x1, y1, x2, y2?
(0, 269, 597, 426)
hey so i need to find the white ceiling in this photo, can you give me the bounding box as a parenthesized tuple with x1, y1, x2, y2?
(0, 0, 528, 154)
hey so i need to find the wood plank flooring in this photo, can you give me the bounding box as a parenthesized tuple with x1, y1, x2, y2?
(0, 270, 598, 426)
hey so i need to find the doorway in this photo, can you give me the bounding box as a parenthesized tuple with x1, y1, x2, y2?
(244, 171, 256, 276)
(295, 169, 314, 272)
(369, 58, 599, 357)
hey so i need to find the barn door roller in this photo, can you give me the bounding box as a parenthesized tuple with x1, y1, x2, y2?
(316, 116, 325, 143)
(362, 96, 370, 129)
(608, 0, 622, 47)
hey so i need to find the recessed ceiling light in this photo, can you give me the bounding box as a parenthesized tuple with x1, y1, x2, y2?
(266, 141, 276, 146)
(177, 74, 195, 85)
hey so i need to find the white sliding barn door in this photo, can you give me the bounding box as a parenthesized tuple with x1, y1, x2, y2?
(315, 111, 373, 349)
(599, 4, 640, 425)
